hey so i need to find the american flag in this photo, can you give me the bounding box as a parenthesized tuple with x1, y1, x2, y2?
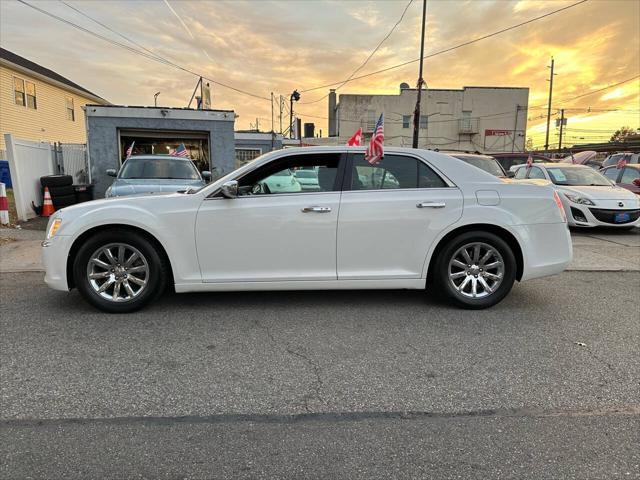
(526, 153, 533, 168)
(125, 141, 135, 159)
(170, 143, 189, 158)
(616, 154, 627, 169)
(365, 114, 384, 165)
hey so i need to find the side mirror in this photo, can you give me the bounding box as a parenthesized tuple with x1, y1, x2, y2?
(106, 169, 117, 177)
(201, 170, 212, 180)
(506, 171, 515, 178)
(633, 178, 640, 187)
(221, 180, 238, 198)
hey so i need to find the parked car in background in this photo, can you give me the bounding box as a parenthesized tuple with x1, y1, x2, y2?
(602, 152, 639, 168)
(105, 155, 209, 198)
(601, 164, 640, 195)
(256, 168, 302, 193)
(293, 168, 320, 191)
(42, 146, 571, 313)
(512, 163, 640, 228)
(445, 152, 509, 177)
(491, 152, 550, 172)
(559, 151, 602, 170)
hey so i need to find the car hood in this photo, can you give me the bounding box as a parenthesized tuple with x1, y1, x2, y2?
(557, 185, 638, 200)
(109, 178, 205, 196)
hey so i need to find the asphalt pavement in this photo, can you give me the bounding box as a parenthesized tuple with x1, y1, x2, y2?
(1, 270, 639, 479)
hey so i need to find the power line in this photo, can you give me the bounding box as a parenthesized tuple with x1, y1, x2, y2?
(530, 75, 640, 108)
(18, 0, 271, 101)
(299, 0, 588, 94)
(300, 0, 415, 105)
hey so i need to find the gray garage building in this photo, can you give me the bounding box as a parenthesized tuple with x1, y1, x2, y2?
(85, 105, 236, 198)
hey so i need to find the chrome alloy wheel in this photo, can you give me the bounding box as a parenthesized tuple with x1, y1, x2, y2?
(86, 243, 149, 302)
(447, 242, 504, 299)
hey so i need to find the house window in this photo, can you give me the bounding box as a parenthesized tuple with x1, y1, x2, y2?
(402, 115, 411, 129)
(66, 97, 75, 121)
(26, 81, 37, 109)
(14, 77, 25, 106)
(420, 115, 428, 129)
(235, 148, 262, 167)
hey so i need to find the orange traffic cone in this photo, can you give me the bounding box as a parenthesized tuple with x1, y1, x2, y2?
(42, 186, 55, 217)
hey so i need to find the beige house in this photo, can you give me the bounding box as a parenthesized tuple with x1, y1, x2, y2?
(0, 48, 108, 151)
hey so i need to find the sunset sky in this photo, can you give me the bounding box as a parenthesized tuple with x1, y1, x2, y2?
(1, 0, 638, 149)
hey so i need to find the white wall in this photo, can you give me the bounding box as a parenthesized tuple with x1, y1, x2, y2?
(335, 87, 529, 153)
(4, 134, 54, 221)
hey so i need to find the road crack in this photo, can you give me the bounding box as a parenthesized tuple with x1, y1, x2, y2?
(254, 318, 325, 413)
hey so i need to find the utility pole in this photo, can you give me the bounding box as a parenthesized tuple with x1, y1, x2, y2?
(558, 108, 565, 149)
(511, 105, 520, 153)
(544, 57, 556, 152)
(279, 95, 284, 134)
(271, 92, 275, 150)
(412, 0, 427, 149)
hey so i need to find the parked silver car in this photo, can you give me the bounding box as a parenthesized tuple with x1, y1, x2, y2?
(105, 155, 210, 197)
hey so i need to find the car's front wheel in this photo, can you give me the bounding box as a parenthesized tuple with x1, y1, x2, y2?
(434, 231, 517, 309)
(73, 230, 167, 313)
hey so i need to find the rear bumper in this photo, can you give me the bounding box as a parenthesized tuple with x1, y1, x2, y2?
(42, 235, 71, 291)
(513, 223, 572, 281)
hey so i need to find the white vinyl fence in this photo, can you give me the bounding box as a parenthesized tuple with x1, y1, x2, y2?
(4, 134, 55, 221)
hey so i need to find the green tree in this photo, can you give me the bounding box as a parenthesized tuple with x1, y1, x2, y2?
(610, 126, 637, 142)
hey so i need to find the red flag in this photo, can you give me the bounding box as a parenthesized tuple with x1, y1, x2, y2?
(526, 153, 533, 168)
(346, 128, 362, 146)
(365, 114, 384, 165)
(616, 154, 627, 169)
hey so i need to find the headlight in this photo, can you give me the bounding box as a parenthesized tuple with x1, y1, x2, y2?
(563, 193, 595, 206)
(46, 217, 62, 239)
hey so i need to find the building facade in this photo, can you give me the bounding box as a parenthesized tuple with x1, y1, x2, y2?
(85, 105, 236, 198)
(234, 131, 283, 168)
(327, 84, 529, 153)
(0, 48, 108, 151)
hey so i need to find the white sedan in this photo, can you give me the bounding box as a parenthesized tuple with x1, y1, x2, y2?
(42, 147, 572, 313)
(513, 163, 640, 228)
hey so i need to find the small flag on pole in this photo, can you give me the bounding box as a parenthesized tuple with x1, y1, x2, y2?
(365, 114, 384, 165)
(125, 141, 135, 159)
(525, 153, 533, 168)
(617, 154, 627, 169)
(170, 143, 189, 158)
(346, 128, 362, 146)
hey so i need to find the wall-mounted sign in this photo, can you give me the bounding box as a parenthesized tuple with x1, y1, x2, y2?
(485, 129, 511, 136)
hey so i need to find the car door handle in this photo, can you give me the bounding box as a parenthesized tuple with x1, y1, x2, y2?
(416, 202, 446, 209)
(301, 206, 332, 213)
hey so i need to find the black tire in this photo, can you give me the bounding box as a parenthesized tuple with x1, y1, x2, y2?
(48, 185, 75, 198)
(41, 174, 73, 188)
(52, 193, 77, 209)
(76, 192, 92, 203)
(73, 229, 167, 313)
(433, 231, 517, 309)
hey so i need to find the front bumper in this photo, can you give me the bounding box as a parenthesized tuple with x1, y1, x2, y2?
(567, 203, 640, 228)
(42, 235, 72, 291)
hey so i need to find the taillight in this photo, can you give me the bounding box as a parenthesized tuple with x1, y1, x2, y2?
(553, 191, 567, 223)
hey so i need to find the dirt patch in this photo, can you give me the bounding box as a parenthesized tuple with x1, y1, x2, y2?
(0, 237, 16, 246)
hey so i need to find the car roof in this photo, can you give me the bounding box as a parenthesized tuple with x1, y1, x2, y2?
(490, 152, 549, 159)
(603, 163, 640, 169)
(513, 162, 589, 169)
(126, 155, 192, 161)
(443, 152, 497, 160)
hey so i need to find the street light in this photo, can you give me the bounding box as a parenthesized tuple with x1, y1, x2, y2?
(154, 92, 161, 107)
(289, 90, 300, 139)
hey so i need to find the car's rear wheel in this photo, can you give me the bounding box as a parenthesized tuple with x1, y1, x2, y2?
(73, 230, 166, 313)
(434, 231, 516, 309)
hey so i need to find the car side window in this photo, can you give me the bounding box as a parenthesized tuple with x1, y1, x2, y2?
(528, 167, 546, 179)
(237, 153, 340, 195)
(514, 168, 527, 179)
(350, 154, 446, 190)
(602, 168, 620, 181)
(621, 168, 640, 184)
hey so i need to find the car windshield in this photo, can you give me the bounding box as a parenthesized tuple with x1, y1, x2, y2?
(119, 157, 200, 180)
(454, 156, 504, 176)
(546, 167, 611, 186)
